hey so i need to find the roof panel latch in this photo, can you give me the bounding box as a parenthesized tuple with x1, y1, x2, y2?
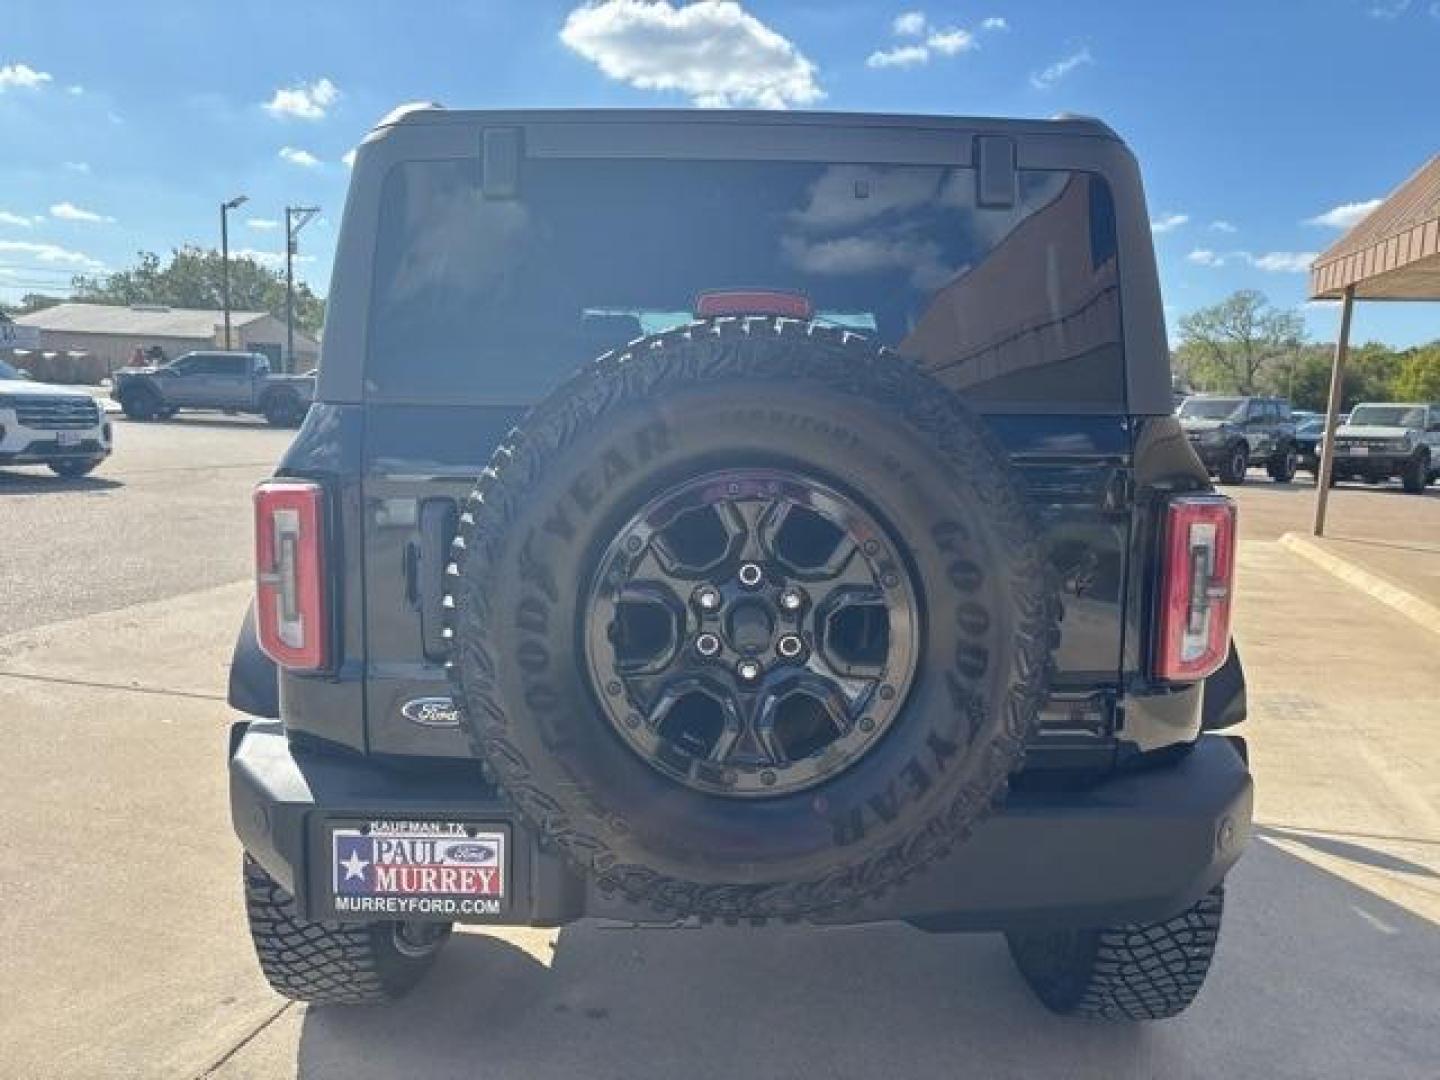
(481, 127, 522, 200)
(975, 135, 1017, 209)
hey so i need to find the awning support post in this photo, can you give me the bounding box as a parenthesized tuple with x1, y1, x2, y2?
(1312, 285, 1355, 537)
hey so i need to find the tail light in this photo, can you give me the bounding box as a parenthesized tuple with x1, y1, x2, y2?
(254, 480, 328, 670)
(1154, 495, 1236, 682)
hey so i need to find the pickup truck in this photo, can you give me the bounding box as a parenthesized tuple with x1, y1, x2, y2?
(111, 350, 314, 426)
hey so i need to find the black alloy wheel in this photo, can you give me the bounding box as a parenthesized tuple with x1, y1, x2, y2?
(584, 468, 919, 799)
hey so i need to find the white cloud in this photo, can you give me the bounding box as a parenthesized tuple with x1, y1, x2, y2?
(279, 146, 321, 168)
(868, 12, 983, 69)
(263, 77, 340, 120)
(0, 239, 104, 270)
(1184, 247, 1317, 273)
(1368, 0, 1410, 17)
(50, 201, 114, 223)
(893, 11, 927, 36)
(1306, 198, 1383, 230)
(246, 218, 279, 231)
(1030, 46, 1093, 89)
(66, 84, 84, 96)
(867, 44, 931, 68)
(980, 16, 1008, 31)
(0, 210, 35, 228)
(62, 161, 90, 174)
(233, 247, 315, 267)
(1151, 212, 1189, 234)
(1210, 219, 1237, 233)
(927, 27, 976, 55)
(342, 148, 357, 168)
(0, 63, 53, 91)
(559, 1, 823, 109)
(1249, 251, 1317, 273)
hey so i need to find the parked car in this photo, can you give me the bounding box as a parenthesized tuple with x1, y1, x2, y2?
(1295, 416, 1325, 474)
(227, 107, 1250, 1020)
(0, 358, 112, 477)
(1327, 401, 1440, 492)
(1177, 394, 1299, 484)
(111, 350, 314, 427)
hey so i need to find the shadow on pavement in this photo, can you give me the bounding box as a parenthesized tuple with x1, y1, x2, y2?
(1259, 826, 1440, 879)
(292, 841, 1440, 1080)
(0, 469, 122, 493)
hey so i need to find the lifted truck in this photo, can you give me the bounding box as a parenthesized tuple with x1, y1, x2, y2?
(228, 107, 1252, 1020)
(112, 350, 313, 426)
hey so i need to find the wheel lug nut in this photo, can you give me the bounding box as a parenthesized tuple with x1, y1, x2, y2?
(695, 633, 721, 658)
(779, 587, 804, 612)
(695, 586, 722, 611)
(777, 634, 804, 660)
(737, 659, 762, 682)
(737, 563, 764, 588)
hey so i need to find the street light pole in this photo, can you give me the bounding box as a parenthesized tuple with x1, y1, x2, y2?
(220, 195, 248, 349)
(284, 205, 320, 373)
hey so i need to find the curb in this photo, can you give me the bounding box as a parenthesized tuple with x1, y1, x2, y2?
(1279, 532, 1440, 638)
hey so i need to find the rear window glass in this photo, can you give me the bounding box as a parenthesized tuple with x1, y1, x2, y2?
(366, 158, 1124, 408)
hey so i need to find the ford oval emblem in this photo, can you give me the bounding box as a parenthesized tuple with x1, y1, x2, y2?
(400, 696, 461, 728)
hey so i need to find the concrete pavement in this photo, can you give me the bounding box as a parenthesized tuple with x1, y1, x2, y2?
(1, 426, 1437, 1079)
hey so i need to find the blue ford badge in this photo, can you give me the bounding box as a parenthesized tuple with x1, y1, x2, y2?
(400, 696, 461, 728)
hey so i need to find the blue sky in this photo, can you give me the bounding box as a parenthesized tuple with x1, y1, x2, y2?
(2, 0, 1437, 346)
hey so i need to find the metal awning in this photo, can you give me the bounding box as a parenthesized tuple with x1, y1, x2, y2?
(1308, 152, 1440, 535)
(1310, 154, 1440, 302)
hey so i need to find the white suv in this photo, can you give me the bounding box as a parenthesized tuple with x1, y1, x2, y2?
(0, 359, 113, 478)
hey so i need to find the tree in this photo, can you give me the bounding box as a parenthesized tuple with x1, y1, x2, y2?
(1394, 345, 1440, 401)
(70, 247, 325, 336)
(1176, 289, 1305, 394)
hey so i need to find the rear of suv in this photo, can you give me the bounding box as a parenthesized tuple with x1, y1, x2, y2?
(227, 108, 1252, 1019)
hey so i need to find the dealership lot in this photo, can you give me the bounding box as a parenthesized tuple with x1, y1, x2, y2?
(1, 423, 1437, 1080)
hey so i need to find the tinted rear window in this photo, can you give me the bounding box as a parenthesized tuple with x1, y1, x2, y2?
(367, 158, 1124, 408)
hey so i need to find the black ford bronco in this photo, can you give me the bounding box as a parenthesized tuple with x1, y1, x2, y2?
(228, 108, 1251, 1020)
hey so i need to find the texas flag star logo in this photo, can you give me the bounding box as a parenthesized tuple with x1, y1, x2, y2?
(340, 850, 369, 882)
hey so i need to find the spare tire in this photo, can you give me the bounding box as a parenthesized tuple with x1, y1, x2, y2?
(447, 317, 1057, 919)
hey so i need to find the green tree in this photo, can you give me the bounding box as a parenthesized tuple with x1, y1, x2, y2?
(1394, 344, 1440, 401)
(71, 247, 325, 336)
(1176, 289, 1305, 394)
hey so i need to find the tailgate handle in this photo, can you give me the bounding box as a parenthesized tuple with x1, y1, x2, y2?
(416, 498, 458, 662)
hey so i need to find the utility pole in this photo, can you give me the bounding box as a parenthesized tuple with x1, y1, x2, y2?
(220, 194, 248, 349)
(284, 205, 320, 372)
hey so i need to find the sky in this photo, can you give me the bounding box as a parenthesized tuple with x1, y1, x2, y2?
(2, 0, 1438, 346)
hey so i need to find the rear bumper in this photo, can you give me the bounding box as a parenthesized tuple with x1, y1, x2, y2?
(230, 720, 1252, 931)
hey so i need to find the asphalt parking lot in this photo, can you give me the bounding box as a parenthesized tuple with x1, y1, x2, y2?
(1, 424, 1437, 1080)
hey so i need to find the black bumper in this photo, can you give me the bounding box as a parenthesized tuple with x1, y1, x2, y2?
(230, 720, 1252, 932)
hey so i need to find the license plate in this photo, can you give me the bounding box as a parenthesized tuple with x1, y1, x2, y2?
(330, 820, 507, 917)
(57, 431, 82, 447)
(1346, 446, 1369, 457)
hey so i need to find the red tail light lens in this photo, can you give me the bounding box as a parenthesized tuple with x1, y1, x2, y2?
(254, 480, 328, 670)
(1154, 495, 1236, 682)
(695, 290, 813, 320)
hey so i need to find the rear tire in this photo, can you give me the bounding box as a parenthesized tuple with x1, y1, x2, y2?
(1217, 444, 1248, 485)
(1006, 885, 1225, 1021)
(1401, 454, 1428, 494)
(262, 392, 304, 428)
(120, 388, 160, 421)
(1266, 445, 1297, 483)
(48, 458, 102, 478)
(243, 854, 451, 1005)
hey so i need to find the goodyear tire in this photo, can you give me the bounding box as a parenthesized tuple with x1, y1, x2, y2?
(447, 318, 1058, 919)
